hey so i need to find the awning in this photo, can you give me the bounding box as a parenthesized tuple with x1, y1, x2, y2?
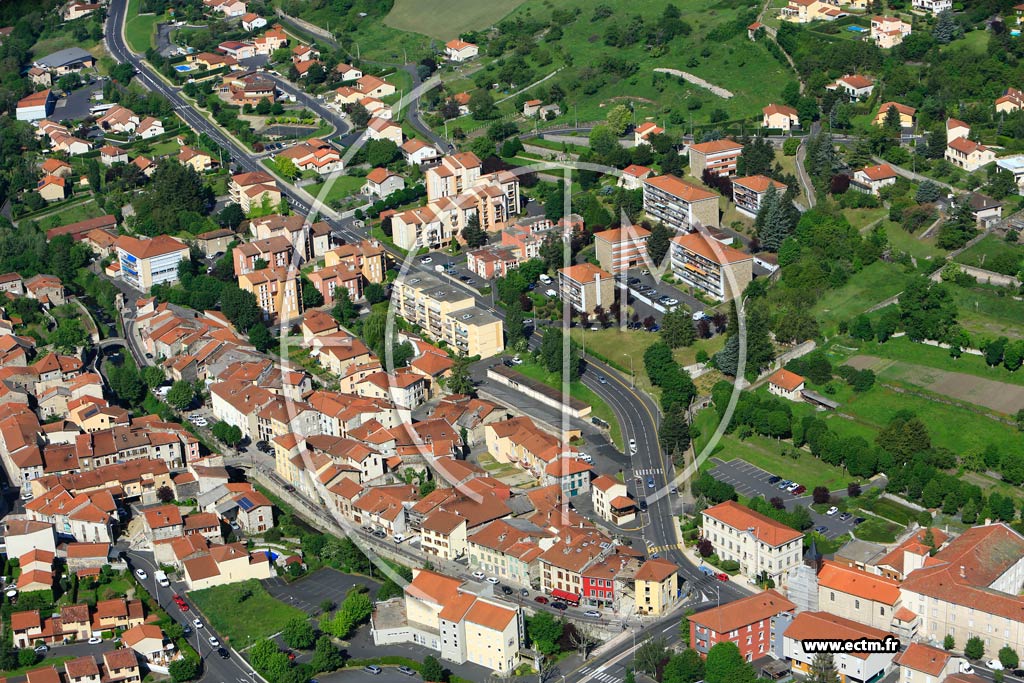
(550, 589, 580, 603)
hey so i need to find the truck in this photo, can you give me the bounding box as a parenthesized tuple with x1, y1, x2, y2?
(154, 570, 170, 587)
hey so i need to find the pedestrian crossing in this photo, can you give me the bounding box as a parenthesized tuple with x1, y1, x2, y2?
(647, 543, 684, 553)
(633, 468, 662, 476)
(580, 666, 621, 683)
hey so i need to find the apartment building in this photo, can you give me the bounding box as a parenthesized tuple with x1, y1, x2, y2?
(643, 174, 720, 231)
(391, 273, 504, 357)
(484, 415, 576, 473)
(114, 235, 190, 291)
(593, 225, 651, 274)
(324, 239, 386, 284)
(669, 232, 752, 302)
(817, 560, 902, 631)
(229, 171, 281, 213)
(688, 138, 743, 178)
(701, 501, 803, 586)
(900, 523, 1024, 655)
(732, 175, 788, 218)
(543, 457, 592, 498)
(558, 263, 615, 315)
(538, 530, 612, 600)
(591, 475, 636, 526)
(237, 267, 301, 322)
(468, 519, 551, 587)
(233, 236, 294, 275)
(634, 558, 679, 616)
(425, 153, 520, 223)
(690, 589, 796, 660)
(420, 510, 468, 560)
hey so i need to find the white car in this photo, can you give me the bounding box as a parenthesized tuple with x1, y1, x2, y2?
(420, 257, 433, 264)
(471, 571, 486, 580)
(629, 439, 638, 453)
(959, 662, 975, 675)
(545, 288, 557, 297)
(193, 619, 203, 629)
(88, 636, 102, 644)
(510, 356, 523, 365)
(134, 569, 148, 580)
(826, 506, 839, 516)
(692, 310, 704, 321)
(987, 660, 1004, 671)
(486, 577, 500, 584)
(209, 636, 220, 647)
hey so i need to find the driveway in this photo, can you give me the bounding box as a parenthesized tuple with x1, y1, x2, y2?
(54, 82, 103, 122)
(262, 568, 380, 614)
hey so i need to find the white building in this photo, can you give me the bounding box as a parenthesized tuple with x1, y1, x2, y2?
(701, 501, 803, 586)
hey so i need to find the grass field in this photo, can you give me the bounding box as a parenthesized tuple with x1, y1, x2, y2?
(307, 175, 367, 207)
(691, 408, 849, 491)
(882, 220, 944, 263)
(851, 495, 919, 525)
(954, 234, 1024, 270)
(35, 200, 104, 231)
(514, 358, 623, 448)
(854, 516, 901, 543)
(384, 0, 527, 39)
(811, 261, 917, 335)
(950, 283, 1024, 341)
(189, 579, 306, 646)
(124, 0, 162, 53)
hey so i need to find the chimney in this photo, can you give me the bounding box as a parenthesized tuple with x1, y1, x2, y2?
(960, 566, 966, 579)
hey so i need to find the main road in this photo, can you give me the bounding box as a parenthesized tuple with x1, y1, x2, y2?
(104, 3, 748, 679)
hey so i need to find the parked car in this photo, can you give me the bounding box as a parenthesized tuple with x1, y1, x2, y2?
(397, 666, 417, 676)
(551, 601, 568, 610)
(420, 257, 433, 264)
(698, 566, 715, 576)
(486, 577, 500, 584)
(792, 485, 806, 495)
(988, 660, 1005, 671)
(511, 356, 523, 365)
(959, 662, 975, 675)
(826, 506, 839, 516)
(88, 636, 102, 644)
(534, 596, 549, 605)
(838, 512, 852, 521)
(853, 517, 866, 525)
(777, 480, 791, 490)
(815, 525, 829, 534)
(716, 573, 729, 582)
(639, 500, 648, 512)
(472, 571, 486, 580)
(34, 645, 48, 653)
(767, 475, 782, 484)
(364, 665, 383, 675)
(134, 568, 148, 580)
(583, 610, 601, 618)
(500, 585, 514, 595)
(520, 588, 529, 597)
(786, 482, 800, 492)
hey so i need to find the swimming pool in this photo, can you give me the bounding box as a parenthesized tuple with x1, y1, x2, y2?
(174, 64, 193, 72)
(1013, 29, 1021, 37)
(846, 25, 868, 32)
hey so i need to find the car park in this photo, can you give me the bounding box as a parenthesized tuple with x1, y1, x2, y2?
(826, 506, 839, 516)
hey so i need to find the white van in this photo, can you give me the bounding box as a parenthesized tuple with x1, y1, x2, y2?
(154, 570, 170, 587)
(538, 274, 552, 284)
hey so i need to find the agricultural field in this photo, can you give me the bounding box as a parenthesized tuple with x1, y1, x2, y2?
(384, 0, 529, 39)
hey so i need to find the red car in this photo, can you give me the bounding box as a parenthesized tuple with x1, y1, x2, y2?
(287, 652, 296, 662)
(534, 596, 549, 605)
(792, 485, 806, 495)
(716, 573, 729, 582)
(173, 596, 189, 611)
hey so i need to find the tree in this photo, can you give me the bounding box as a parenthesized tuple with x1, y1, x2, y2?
(944, 634, 956, 651)
(915, 180, 942, 205)
(166, 380, 195, 411)
(986, 168, 1018, 200)
(965, 635, 985, 660)
(850, 314, 874, 341)
(17, 648, 37, 668)
(705, 641, 755, 683)
(607, 105, 632, 136)
(461, 213, 488, 248)
(755, 184, 791, 252)
(302, 276, 324, 309)
(212, 421, 242, 446)
(282, 617, 316, 649)
(469, 89, 497, 119)
(933, 10, 962, 43)
(156, 486, 175, 503)
(569, 624, 599, 659)
(422, 655, 447, 683)
(169, 657, 200, 682)
(218, 202, 245, 229)
(527, 611, 564, 654)
(364, 283, 386, 305)
(331, 287, 359, 325)
(349, 102, 371, 127)
(446, 357, 475, 396)
(999, 646, 1019, 670)
(661, 308, 696, 348)
(51, 318, 88, 352)
(659, 408, 691, 455)
(647, 222, 670, 264)
(142, 366, 166, 388)
(310, 635, 343, 674)
(812, 486, 831, 505)
(248, 323, 274, 353)
(635, 637, 668, 675)
(808, 652, 840, 683)
(664, 648, 704, 683)
(364, 139, 400, 167)
(274, 156, 298, 180)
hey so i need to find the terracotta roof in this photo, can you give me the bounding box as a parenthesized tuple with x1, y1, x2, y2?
(876, 101, 916, 118)
(635, 557, 678, 582)
(545, 457, 593, 477)
(763, 103, 798, 117)
(593, 225, 651, 244)
(115, 235, 189, 260)
(947, 117, 970, 130)
(64, 655, 100, 678)
(948, 137, 989, 154)
(895, 642, 951, 676)
(621, 164, 652, 177)
(437, 591, 476, 623)
(11, 610, 42, 631)
(689, 138, 743, 154)
(689, 589, 795, 634)
(702, 501, 803, 546)
(103, 649, 138, 670)
(121, 623, 163, 648)
(446, 38, 476, 50)
(733, 175, 787, 193)
(859, 163, 897, 181)
(838, 74, 873, 89)
(465, 600, 517, 631)
(784, 611, 892, 659)
(406, 568, 463, 605)
(421, 510, 466, 534)
(644, 174, 718, 202)
(559, 262, 613, 283)
(767, 368, 805, 391)
(671, 232, 751, 265)
(366, 167, 397, 184)
(817, 560, 900, 605)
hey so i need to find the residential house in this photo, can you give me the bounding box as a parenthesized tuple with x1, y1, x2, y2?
(229, 171, 280, 213)
(468, 519, 550, 587)
(484, 416, 575, 474)
(732, 175, 788, 218)
(762, 103, 799, 131)
(619, 164, 653, 190)
(63, 3, 100, 21)
(871, 16, 911, 48)
(367, 117, 403, 145)
(114, 235, 190, 291)
(64, 655, 101, 683)
(538, 529, 613, 601)
(643, 174, 720, 231)
(946, 137, 995, 172)
(781, 0, 845, 23)
(851, 163, 898, 195)
(784, 612, 898, 680)
(591, 475, 636, 526)
(224, 71, 276, 106)
(241, 13, 266, 31)
(543, 457, 592, 498)
(363, 167, 405, 198)
(969, 192, 1003, 225)
(335, 63, 362, 81)
(689, 589, 797, 659)
(634, 558, 680, 616)
(204, 0, 246, 16)
(558, 263, 616, 316)
(874, 101, 916, 127)
(912, 0, 951, 13)
(275, 138, 342, 175)
(187, 52, 238, 70)
(102, 649, 141, 683)
(97, 106, 139, 134)
(996, 87, 1024, 114)
(701, 500, 803, 586)
(37, 175, 68, 202)
(16, 90, 56, 122)
(826, 74, 875, 100)
(182, 542, 273, 589)
(766, 368, 806, 401)
(688, 138, 743, 178)
(634, 122, 664, 146)
(99, 145, 128, 167)
(121, 624, 177, 669)
(894, 643, 963, 683)
(445, 39, 479, 62)
(178, 146, 214, 173)
(33, 47, 95, 75)
(137, 117, 164, 139)
(817, 560, 901, 630)
(467, 246, 519, 280)
(669, 232, 752, 301)
(142, 504, 184, 543)
(402, 138, 442, 166)
(947, 117, 971, 144)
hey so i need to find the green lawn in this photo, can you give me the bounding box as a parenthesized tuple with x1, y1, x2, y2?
(307, 174, 367, 207)
(810, 261, 917, 335)
(514, 358, 623, 448)
(35, 200, 105, 231)
(855, 516, 901, 543)
(950, 282, 1024, 341)
(842, 207, 888, 233)
(384, 0, 527, 39)
(850, 496, 919, 525)
(124, 0, 162, 53)
(691, 407, 850, 491)
(188, 580, 306, 647)
(882, 220, 944, 263)
(954, 233, 1024, 271)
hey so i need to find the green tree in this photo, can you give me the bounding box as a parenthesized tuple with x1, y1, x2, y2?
(250, 638, 290, 680)
(331, 287, 359, 325)
(363, 283, 387, 305)
(659, 408, 691, 455)
(933, 10, 962, 43)
(850, 314, 874, 341)
(50, 317, 88, 352)
(445, 357, 475, 396)
(165, 380, 195, 411)
(142, 366, 166, 388)
(999, 646, 1019, 670)
(248, 323, 274, 353)
(705, 641, 755, 683)
(17, 648, 37, 668)
(364, 140, 400, 167)
(647, 222, 671, 264)
(422, 655, 447, 683)
(944, 634, 956, 651)
(965, 636, 985, 660)
(527, 611, 564, 654)
(664, 648, 705, 683)
(310, 635, 344, 673)
(211, 422, 242, 446)
(469, 89, 497, 119)
(661, 308, 696, 348)
(755, 184, 790, 252)
(461, 213, 488, 248)
(301, 276, 324, 308)
(635, 637, 668, 675)
(915, 180, 942, 204)
(169, 657, 200, 682)
(274, 156, 298, 180)
(808, 652, 840, 683)
(282, 617, 316, 649)
(607, 105, 632, 136)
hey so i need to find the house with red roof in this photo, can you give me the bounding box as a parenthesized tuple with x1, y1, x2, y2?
(618, 163, 652, 190)
(688, 138, 743, 178)
(444, 38, 478, 62)
(827, 74, 875, 100)
(766, 368, 806, 401)
(852, 163, 897, 195)
(783, 612, 898, 681)
(762, 103, 800, 131)
(690, 589, 796, 659)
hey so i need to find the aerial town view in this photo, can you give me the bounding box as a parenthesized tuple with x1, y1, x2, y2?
(2, 0, 1024, 682)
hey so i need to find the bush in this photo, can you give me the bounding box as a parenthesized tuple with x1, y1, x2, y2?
(965, 636, 985, 660)
(719, 560, 740, 572)
(783, 137, 799, 156)
(812, 486, 831, 505)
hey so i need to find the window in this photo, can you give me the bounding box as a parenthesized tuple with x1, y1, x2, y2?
(830, 592, 835, 602)
(855, 600, 860, 609)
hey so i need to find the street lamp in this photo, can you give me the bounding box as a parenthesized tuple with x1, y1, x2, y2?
(622, 353, 634, 388)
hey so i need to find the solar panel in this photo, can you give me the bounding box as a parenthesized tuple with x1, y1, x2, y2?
(237, 496, 254, 511)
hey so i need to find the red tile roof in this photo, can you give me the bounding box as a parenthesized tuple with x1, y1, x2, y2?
(689, 589, 795, 634)
(702, 500, 803, 546)
(767, 368, 805, 391)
